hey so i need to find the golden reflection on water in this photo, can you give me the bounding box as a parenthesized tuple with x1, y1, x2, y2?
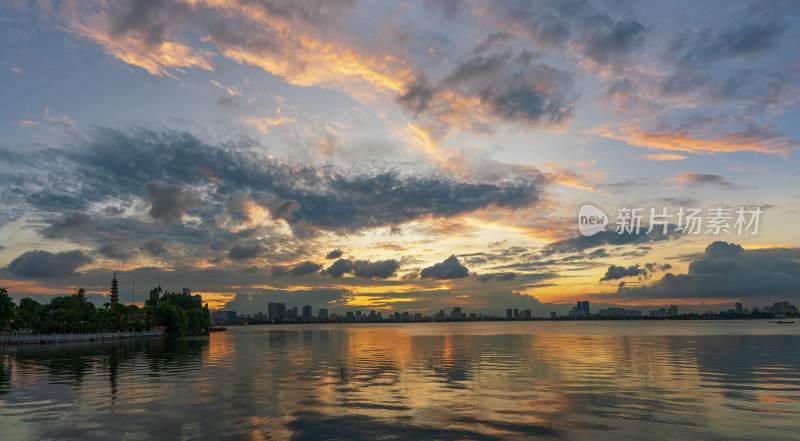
(2, 321, 800, 441)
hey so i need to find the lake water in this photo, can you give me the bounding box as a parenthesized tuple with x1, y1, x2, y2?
(2, 321, 800, 441)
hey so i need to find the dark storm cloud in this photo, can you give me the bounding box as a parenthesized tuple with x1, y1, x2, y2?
(420, 255, 469, 279)
(544, 228, 680, 254)
(398, 51, 575, 131)
(57, 129, 544, 233)
(98, 243, 133, 260)
(272, 261, 323, 277)
(270, 200, 300, 221)
(0, 128, 547, 267)
(324, 258, 400, 279)
(353, 260, 400, 279)
(618, 241, 800, 300)
(705, 241, 744, 258)
(303, 164, 544, 232)
(145, 181, 201, 224)
(228, 243, 267, 261)
(325, 259, 354, 278)
(326, 249, 344, 259)
(41, 212, 91, 239)
(5, 250, 92, 279)
(141, 239, 167, 256)
(600, 264, 644, 282)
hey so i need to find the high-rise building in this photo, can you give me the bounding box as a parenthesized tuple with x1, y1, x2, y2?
(734, 302, 743, 314)
(346, 311, 354, 321)
(318, 308, 329, 321)
(211, 310, 225, 325)
(668, 305, 679, 316)
(550, 311, 557, 319)
(576, 301, 590, 316)
(109, 272, 120, 304)
(765, 301, 798, 315)
(513, 308, 519, 319)
(268, 302, 286, 322)
(224, 310, 237, 324)
(302, 305, 313, 321)
(523, 309, 532, 319)
(506, 309, 513, 320)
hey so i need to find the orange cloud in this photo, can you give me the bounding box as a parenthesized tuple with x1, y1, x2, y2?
(195, 0, 414, 98)
(644, 153, 688, 161)
(198, 291, 237, 310)
(243, 114, 295, 134)
(59, 0, 413, 98)
(542, 165, 598, 192)
(595, 126, 792, 156)
(62, 3, 214, 77)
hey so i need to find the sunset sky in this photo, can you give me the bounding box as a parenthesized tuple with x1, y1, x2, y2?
(1, 0, 799, 315)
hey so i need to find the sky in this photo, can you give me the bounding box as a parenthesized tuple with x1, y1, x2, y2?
(1, 0, 799, 316)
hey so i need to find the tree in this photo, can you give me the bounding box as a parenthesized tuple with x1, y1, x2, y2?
(154, 303, 188, 337)
(0, 288, 15, 331)
(1, 286, 208, 337)
(15, 298, 42, 331)
(145, 286, 162, 310)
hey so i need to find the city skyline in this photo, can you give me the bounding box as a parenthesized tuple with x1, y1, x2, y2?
(211, 297, 798, 324)
(1, 1, 800, 315)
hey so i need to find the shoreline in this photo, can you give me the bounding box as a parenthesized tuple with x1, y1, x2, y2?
(0, 330, 164, 345)
(221, 316, 797, 327)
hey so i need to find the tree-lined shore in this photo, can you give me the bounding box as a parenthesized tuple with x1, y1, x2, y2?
(0, 287, 210, 338)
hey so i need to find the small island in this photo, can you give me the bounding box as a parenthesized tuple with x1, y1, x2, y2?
(0, 274, 210, 344)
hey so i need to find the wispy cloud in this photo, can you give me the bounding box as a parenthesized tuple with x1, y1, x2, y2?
(595, 125, 793, 156)
(643, 153, 688, 161)
(672, 172, 735, 188)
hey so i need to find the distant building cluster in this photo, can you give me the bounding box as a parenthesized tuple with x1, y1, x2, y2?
(761, 301, 799, 315)
(211, 303, 534, 325)
(209, 300, 800, 326)
(575, 300, 799, 320)
(577, 301, 679, 319)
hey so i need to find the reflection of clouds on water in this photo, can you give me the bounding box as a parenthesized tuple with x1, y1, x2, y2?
(1, 323, 800, 440)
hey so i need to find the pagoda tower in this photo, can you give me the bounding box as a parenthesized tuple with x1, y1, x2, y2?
(110, 272, 120, 304)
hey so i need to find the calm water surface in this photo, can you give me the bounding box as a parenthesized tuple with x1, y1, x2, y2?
(2, 321, 800, 441)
